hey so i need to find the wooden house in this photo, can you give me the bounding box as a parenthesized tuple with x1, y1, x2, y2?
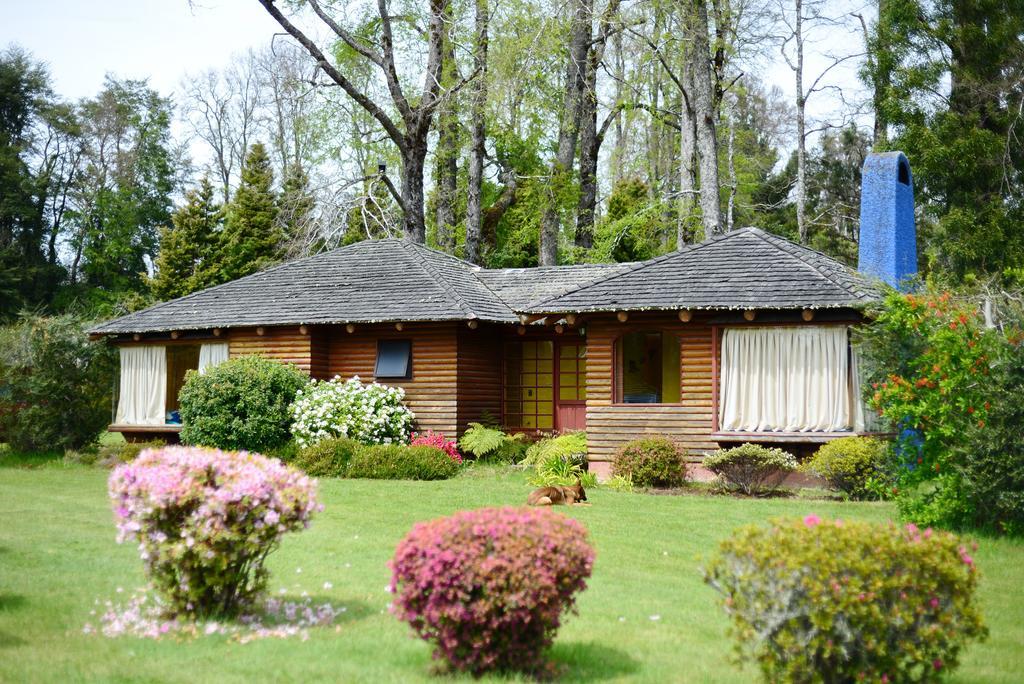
(91, 152, 916, 477)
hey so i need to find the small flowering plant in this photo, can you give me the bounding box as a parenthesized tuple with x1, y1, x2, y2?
(409, 430, 461, 463)
(290, 375, 415, 448)
(108, 446, 321, 619)
(703, 515, 987, 683)
(390, 507, 595, 675)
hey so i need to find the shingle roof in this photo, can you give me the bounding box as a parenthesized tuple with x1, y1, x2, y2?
(90, 240, 518, 335)
(91, 228, 881, 336)
(524, 227, 880, 314)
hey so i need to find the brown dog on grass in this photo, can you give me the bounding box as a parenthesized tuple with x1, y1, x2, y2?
(527, 479, 587, 506)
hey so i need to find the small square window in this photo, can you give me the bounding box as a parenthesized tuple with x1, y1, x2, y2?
(375, 340, 412, 379)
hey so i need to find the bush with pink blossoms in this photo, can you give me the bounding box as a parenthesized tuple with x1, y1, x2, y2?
(409, 430, 461, 463)
(390, 506, 595, 675)
(109, 446, 321, 619)
(703, 516, 987, 683)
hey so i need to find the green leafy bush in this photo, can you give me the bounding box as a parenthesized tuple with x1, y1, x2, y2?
(519, 432, 587, 468)
(802, 436, 890, 500)
(346, 444, 460, 480)
(92, 439, 166, 467)
(611, 437, 687, 488)
(459, 422, 531, 463)
(0, 315, 116, 452)
(292, 437, 361, 478)
(704, 516, 987, 683)
(265, 440, 301, 463)
(704, 443, 797, 496)
(178, 356, 308, 452)
(290, 376, 414, 448)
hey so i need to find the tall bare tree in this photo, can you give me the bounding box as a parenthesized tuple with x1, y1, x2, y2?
(464, 0, 489, 264)
(688, 0, 723, 237)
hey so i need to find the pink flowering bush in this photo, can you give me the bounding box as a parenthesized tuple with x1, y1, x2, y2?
(409, 430, 462, 463)
(109, 446, 321, 619)
(703, 516, 987, 683)
(390, 507, 595, 675)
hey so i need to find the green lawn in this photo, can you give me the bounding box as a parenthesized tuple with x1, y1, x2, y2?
(2, 462, 1023, 683)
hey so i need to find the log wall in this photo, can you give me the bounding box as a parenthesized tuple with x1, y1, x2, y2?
(228, 326, 313, 372)
(326, 322, 460, 436)
(584, 313, 718, 463)
(456, 324, 504, 433)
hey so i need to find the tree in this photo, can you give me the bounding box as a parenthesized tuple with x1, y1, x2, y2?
(277, 162, 316, 258)
(464, 0, 489, 264)
(151, 177, 223, 300)
(256, 0, 465, 243)
(216, 143, 280, 282)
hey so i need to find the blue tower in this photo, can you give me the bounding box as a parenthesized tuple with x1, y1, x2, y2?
(857, 151, 917, 288)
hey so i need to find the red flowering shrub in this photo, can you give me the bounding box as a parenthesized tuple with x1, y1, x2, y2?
(389, 507, 595, 675)
(704, 516, 987, 683)
(409, 430, 462, 463)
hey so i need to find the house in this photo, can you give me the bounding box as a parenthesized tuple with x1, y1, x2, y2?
(90, 152, 915, 477)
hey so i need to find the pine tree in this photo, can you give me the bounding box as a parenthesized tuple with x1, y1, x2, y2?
(276, 163, 315, 257)
(151, 177, 223, 300)
(217, 143, 281, 282)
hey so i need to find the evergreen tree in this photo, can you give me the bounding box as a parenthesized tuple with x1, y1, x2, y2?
(217, 143, 280, 282)
(151, 177, 223, 300)
(276, 163, 314, 257)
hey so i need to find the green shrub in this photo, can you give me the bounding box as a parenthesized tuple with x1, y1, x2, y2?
(611, 437, 687, 488)
(519, 432, 587, 468)
(802, 436, 890, 500)
(704, 516, 987, 683)
(265, 440, 301, 463)
(292, 437, 361, 478)
(459, 422, 530, 463)
(178, 356, 308, 452)
(0, 315, 116, 452)
(346, 444, 460, 480)
(94, 439, 166, 467)
(704, 443, 797, 495)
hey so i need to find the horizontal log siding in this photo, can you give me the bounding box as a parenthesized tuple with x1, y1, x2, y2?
(326, 323, 459, 436)
(585, 313, 718, 463)
(457, 324, 504, 433)
(228, 326, 312, 372)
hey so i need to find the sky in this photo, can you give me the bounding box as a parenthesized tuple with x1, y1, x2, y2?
(2, 0, 281, 100)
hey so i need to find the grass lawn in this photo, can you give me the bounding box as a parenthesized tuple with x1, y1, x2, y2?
(2, 461, 1023, 683)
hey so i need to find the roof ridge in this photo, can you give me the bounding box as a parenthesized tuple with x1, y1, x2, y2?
(747, 229, 866, 298)
(525, 231, 735, 311)
(397, 241, 477, 319)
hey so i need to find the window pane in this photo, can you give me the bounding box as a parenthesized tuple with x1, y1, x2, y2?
(560, 386, 578, 401)
(375, 339, 411, 378)
(538, 341, 553, 359)
(617, 332, 680, 404)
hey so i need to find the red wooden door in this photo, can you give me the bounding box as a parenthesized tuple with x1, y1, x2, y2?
(555, 342, 587, 431)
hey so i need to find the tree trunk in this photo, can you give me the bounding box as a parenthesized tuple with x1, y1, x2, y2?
(677, 52, 698, 249)
(464, 0, 488, 264)
(689, 0, 722, 237)
(401, 146, 427, 243)
(434, 30, 459, 252)
(794, 0, 807, 244)
(539, 0, 592, 266)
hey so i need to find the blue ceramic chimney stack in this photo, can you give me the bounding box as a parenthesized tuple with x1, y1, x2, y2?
(857, 151, 917, 288)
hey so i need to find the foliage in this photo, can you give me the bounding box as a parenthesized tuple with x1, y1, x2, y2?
(178, 356, 308, 452)
(108, 446, 320, 618)
(150, 177, 223, 300)
(345, 444, 461, 480)
(704, 516, 987, 683)
(216, 143, 281, 283)
(611, 437, 687, 488)
(802, 436, 891, 500)
(94, 439, 166, 468)
(858, 291, 1004, 528)
(704, 444, 798, 496)
(291, 437, 362, 478)
(519, 431, 587, 467)
(527, 455, 597, 488)
(602, 473, 635, 492)
(289, 375, 414, 448)
(0, 315, 116, 452)
(458, 422, 528, 463)
(409, 430, 461, 463)
(390, 507, 595, 675)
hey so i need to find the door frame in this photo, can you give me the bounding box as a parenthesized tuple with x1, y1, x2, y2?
(554, 339, 586, 432)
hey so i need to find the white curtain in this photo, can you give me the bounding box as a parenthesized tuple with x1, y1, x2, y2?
(719, 326, 851, 432)
(198, 343, 229, 374)
(849, 339, 881, 432)
(115, 346, 167, 426)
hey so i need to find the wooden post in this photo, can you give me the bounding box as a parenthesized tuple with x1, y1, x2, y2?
(517, 325, 526, 336)
(213, 328, 222, 337)
(616, 311, 629, 323)
(678, 309, 693, 322)
(565, 313, 577, 326)
(132, 333, 141, 342)
(256, 326, 265, 336)
(801, 308, 814, 321)
(345, 323, 356, 334)
(170, 331, 180, 340)
(299, 324, 309, 335)
(554, 323, 565, 334)
(743, 309, 756, 321)
(395, 322, 404, 332)
(467, 319, 479, 330)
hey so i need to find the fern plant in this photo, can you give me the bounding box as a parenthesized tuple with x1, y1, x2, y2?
(519, 432, 587, 467)
(458, 423, 509, 459)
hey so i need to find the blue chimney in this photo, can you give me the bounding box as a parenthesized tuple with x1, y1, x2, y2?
(857, 151, 917, 288)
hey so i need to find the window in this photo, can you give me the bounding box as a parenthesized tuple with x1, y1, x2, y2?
(504, 341, 554, 429)
(615, 331, 681, 403)
(375, 339, 412, 379)
(166, 345, 200, 413)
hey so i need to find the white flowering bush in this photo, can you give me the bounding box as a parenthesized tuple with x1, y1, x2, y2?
(108, 446, 321, 619)
(290, 375, 415, 448)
